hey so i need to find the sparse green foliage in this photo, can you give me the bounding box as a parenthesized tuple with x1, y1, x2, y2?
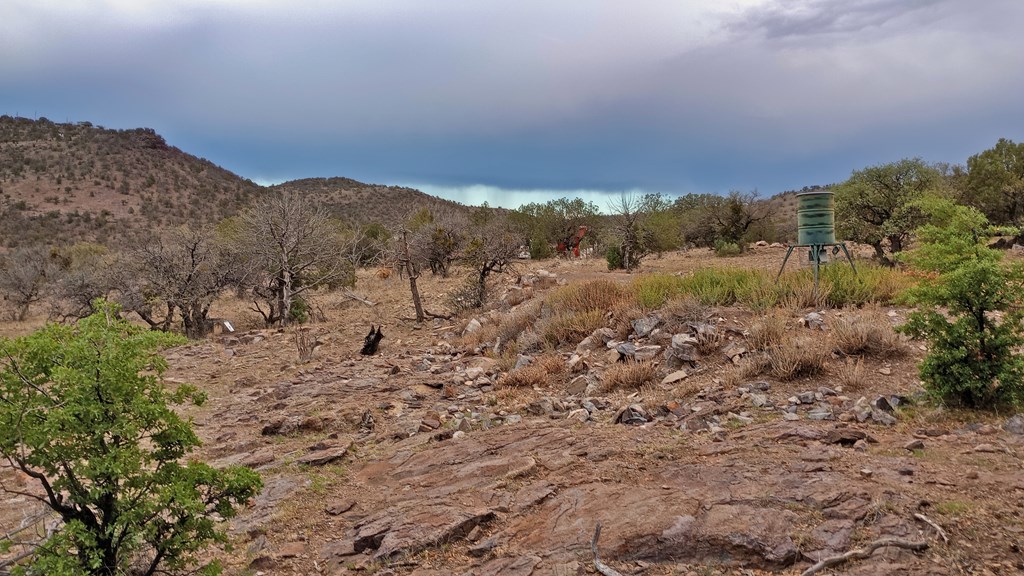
(834, 158, 941, 265)
(713, 239, 741, 257)
(0, 302, 262, 575)
(512, 197, 600, 259)
(710, 190, 772, 249)
(605, 245, 623, 270)
(900, 205, 1024, 409)
(965, 138, 1024, 226)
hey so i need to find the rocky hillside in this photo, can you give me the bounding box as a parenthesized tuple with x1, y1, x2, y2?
(0, 116, 262, 247)
(0, 117, 474, 248)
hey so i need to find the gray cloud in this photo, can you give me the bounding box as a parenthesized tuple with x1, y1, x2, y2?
(2, 1, 1023, 199)
(729, 0, 946, 39)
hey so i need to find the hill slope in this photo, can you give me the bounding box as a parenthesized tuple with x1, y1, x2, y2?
(0, 115, 262, 247)
(269, 177, 473, 228)
(0, 117, 474, 247)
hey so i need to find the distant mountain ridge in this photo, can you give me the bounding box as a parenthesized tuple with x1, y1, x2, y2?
(0, 116, 474, 248)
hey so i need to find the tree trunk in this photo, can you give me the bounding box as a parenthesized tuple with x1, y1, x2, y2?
(871, 242, 888, 265)
(402, 230, 425, 323)
(409, 271, 424, 323)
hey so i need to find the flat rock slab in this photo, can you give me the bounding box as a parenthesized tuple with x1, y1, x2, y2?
(643, 504, 799, 567)
(297, 441, 352, 466)
(465, 555, 542, 576)
(350, 503, 495, 559)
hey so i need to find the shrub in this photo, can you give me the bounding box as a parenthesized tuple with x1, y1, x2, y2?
(602, 360, 659, 391)
(0, 302, 262, 576)
(901, 260, 1024, 408)
(713, 239, 742, 257)
(899, 202, 1024, 409)
(605, 245, 623, 270)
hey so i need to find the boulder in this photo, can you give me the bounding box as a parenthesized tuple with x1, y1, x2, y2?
(632, 315, 661, 338)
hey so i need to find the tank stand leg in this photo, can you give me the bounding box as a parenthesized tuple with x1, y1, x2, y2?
(812, 245, 821, 299)
(775, 246, 796, 282)
(839, 243, 858, 276)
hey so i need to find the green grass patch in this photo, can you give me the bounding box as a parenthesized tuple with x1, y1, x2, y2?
(631, 273, 688, 309)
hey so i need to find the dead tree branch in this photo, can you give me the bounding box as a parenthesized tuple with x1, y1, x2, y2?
(913, 513, 949, 544)
(591, 523, 626, 576)
(801, 538, 928, 576)
(342, 290, 377, 307)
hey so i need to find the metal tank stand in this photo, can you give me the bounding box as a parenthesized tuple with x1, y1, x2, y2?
(775, 243, 858, 294)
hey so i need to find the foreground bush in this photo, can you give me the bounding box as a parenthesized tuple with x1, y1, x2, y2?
(899, 202, 1024, 409)
(0, 302, 262, 575)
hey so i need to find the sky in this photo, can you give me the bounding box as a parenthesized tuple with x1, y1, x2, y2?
(3, 0, 1023, 208)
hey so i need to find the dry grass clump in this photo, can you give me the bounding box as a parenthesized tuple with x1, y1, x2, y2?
(836, 357, 866, 392)
(547, 279, 627, 314)
(495, 300, 543, 343)
(609, 299, 645, 339)
(721, 353, 771, 387)
(779, 280, 830, 311)
(831, 306, 905, 357)
(498, 354, 568, 388)
(769, 336, 829, 381)
(463, 323, 498, 348)
(540, 309, 605, 347)
(464, 299, 544, 348)
(602, 360, 659, 392)
(660, 295, 711, 332)
(694, 329, 725, 355)
(293, 327, 320, 363)
(747, 310, 788, 351)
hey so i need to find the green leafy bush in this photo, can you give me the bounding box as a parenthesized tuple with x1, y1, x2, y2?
(0, 302, 262, 575)
(713, 239, 742, 257)
(605, 245, 623, 270)
(899, 202, 1024, 409)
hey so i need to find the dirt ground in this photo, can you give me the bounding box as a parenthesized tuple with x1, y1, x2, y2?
(3, 245, 1024, 576)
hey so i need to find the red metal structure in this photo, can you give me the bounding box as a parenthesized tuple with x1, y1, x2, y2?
(556, 226, 588, 257)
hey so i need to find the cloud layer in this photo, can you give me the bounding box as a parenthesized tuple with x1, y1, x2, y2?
(3, 0, 1022, 201)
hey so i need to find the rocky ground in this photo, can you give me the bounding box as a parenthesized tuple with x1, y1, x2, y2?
(3, 246, 1024, 575)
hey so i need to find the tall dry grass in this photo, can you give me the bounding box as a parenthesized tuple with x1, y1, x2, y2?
(498, 353, 568, 388)
(602, 360, 659, 392)
(831, 306, 905, 357)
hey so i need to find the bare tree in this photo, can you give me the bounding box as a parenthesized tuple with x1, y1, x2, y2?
(0, 245, 55, 320)
(455, 209, 521, 309)
(117, 227, 246, 338)
(47, 242, 115, 321)
(608, 193, 659, 273)
(709, 190, 774, 247)
(396, 227, 426, 322)
(238, 192, 354, 326)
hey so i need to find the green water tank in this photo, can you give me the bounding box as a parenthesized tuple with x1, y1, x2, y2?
(796, 191, 836, 245)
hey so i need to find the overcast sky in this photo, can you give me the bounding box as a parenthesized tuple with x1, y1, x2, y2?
(3, 0, 1023, 207)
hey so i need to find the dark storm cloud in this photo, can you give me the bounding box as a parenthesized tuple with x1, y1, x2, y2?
(729, 0, 946, 39)
(2, 1, 1023, 205)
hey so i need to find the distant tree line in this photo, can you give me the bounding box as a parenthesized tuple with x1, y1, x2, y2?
(1, 138, 1020, 328)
